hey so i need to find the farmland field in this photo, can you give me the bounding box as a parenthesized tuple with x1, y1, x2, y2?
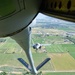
(44, 72, 75, 75)
(0, 28, 75, 75)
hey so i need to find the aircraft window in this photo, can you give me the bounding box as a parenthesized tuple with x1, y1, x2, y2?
(54, 2, 57, 8)
(67, 0, 71, 9)
(59, 1, 62, 9)
(51, 2, 53, 8)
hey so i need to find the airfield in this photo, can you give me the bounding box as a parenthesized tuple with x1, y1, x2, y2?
(0, 27, 75, 75)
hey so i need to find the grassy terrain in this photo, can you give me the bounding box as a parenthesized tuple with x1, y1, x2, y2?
(32, 34, 66, 44)
(45, 44, 75, 53)
(0, 53, 53, 71)
(0, 28, 75, 75)
(33, 53, 54, 71)
(45, 44, 66, 53)
(70, 52, 75, 59)
(57, 27, 73, 32)
(45, 72, 75, 75)
(48, 53, 75, 71)
(0, 38, 22, 53)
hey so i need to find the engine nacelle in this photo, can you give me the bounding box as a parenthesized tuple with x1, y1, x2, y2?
(0, 0, 42, 37)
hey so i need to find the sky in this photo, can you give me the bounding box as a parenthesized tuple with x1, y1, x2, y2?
(30, 13, 75, 27)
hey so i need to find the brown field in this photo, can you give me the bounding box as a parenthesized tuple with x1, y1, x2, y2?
(48, 53, 75, 71)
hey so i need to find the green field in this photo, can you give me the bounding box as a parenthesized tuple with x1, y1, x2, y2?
(45, 72, 75, 75)
(32, 34, 64, 44)
(0, 28, 75, 75)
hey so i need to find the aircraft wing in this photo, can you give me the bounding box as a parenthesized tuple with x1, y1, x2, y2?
(40, 0, 75, 22)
